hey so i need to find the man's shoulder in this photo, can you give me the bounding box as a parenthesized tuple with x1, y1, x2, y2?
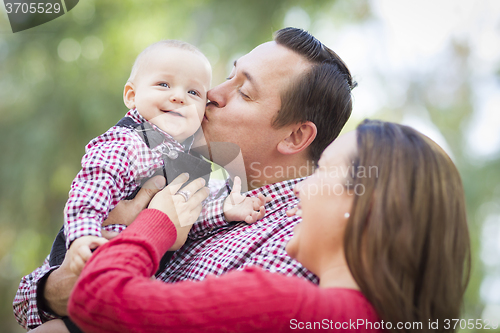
(250, 177, 306, 199)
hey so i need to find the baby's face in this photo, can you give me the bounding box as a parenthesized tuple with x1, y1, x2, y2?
(126, 47, 211, 142)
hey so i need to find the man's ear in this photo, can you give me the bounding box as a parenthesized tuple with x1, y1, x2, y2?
(123, 82, 136, 109)
(277, 121, 317, 155)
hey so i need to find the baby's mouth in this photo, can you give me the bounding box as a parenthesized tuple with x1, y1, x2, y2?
(162, 110, 184, 117)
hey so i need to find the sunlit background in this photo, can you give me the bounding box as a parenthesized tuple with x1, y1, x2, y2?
(1, 0, 499, 331)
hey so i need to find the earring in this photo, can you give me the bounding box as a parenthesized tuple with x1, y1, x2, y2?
(344, 212, 350, 218)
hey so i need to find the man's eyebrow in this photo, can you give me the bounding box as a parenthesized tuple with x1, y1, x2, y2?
(234, 60, 257, 90)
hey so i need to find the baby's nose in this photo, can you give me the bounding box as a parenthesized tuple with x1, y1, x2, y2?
(170, 95, 184, 104)
(170, 90, 185, 104)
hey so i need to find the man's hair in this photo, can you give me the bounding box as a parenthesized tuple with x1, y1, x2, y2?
(273, 27, 357, 163)
(128, 40, 209, 82)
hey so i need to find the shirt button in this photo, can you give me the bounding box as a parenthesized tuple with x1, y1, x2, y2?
(167, 150, 178, 159)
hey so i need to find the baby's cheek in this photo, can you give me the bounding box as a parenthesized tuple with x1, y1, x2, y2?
(198, 102, 207, 117)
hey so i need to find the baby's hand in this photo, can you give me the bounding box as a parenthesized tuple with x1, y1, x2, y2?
(223, 176, 272, 224)
(66, 235, 108, 276)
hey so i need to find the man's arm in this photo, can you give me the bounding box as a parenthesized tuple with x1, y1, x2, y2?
(12, 247, 87, 329)
(13, 256, 61, 329)
(41, 261, 78, 316)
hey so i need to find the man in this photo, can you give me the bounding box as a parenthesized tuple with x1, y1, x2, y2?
(14, 27, 356, 330)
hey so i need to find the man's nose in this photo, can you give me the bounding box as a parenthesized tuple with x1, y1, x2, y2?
(207, 81, 229, 108)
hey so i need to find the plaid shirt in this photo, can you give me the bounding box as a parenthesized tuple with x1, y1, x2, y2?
(13, 175, 318, 328)
(159, 178, 318, 284)
(64, 108, 185, 248)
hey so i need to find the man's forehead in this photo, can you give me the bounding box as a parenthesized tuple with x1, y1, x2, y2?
(237, 41, 310, 80)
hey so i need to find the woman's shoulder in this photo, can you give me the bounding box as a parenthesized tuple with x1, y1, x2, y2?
(238, 267, 375, 309)
(197, 267, 381, 331)
(296, 286, 381, 331)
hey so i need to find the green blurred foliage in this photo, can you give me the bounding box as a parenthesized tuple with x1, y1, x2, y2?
(0, 0, 497, 332)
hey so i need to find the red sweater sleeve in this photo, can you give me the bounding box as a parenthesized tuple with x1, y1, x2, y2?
(68, 209, 297, 332)
(68, 209, 380, 333)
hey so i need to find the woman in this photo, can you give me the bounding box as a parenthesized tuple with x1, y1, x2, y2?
(67, 120, 470, 332)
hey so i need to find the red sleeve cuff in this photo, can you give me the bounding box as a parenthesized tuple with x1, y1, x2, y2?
(123, 209, 178, 256)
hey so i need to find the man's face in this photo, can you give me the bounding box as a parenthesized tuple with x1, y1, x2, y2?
(202, 42, 310, 174)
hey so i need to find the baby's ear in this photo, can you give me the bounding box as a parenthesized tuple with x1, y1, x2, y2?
(123, 82, 136, 109)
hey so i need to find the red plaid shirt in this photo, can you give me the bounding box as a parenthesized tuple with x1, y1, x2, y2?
(64, 108, 185, 248)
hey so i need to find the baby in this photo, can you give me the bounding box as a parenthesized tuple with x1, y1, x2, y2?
(60, 40, 267, 271)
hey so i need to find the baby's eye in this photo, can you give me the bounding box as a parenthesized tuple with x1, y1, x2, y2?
(159, 83, 169, 88)
(188, 90, 200, 97)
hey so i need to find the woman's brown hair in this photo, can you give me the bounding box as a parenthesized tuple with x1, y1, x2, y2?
(344, 119, 471, 332)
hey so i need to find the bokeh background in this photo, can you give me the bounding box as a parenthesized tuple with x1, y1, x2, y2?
(1, 0, 500, 331)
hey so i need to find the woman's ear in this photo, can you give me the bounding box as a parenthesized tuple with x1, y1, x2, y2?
(277, 121, 317, 155)
(123, 82, 136, 110)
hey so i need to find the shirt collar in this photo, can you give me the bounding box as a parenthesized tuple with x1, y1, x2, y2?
(126, 108, 189, 152)
(220, 176, 306, 204)
(245, 177, 306, 198)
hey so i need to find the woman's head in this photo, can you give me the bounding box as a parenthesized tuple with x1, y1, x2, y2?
(287, 119, 470, 331)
